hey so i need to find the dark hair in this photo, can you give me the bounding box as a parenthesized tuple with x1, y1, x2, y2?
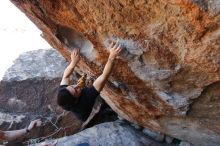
(57, 87, 77, 111)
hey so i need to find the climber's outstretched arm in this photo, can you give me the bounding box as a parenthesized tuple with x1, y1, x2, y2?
(93, 42, 122, 92)
(0, 129, 27, 141)
(0, 119, 41, 141)
(60, 49, 80, 85)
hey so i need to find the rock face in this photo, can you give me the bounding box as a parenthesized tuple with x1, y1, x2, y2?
(35, 121, 169, 146)
(0, 49, 82, 144)
(3, 49, 66, 81)
(10, 1, 220, 145)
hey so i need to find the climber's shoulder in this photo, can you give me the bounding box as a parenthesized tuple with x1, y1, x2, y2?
(82, 86, 100, 96)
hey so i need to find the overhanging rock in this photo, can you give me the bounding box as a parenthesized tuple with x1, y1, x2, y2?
(10, 1, 220, 145)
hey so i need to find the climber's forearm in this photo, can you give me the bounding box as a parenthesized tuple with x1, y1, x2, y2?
(93, 42, 122, 91)
(60, 49, 80, 85)
(93, 57, 114, 92)
(102, 57, 115, 79)
(1, 129, 27, 141)
(60, 62, 77, 85)
(63, 62, 77, 79)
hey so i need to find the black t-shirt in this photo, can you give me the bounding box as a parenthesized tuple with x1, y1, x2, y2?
(59, 85, 100, 121)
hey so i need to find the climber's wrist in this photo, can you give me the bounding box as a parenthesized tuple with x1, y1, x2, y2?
(25, 127, 30, 134)
(108, 57, 115, 62)
(70, 61, 77, 67)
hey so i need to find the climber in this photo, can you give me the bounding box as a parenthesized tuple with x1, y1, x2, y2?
(0, 119, 41, 141)
(57, 42, 122, 121)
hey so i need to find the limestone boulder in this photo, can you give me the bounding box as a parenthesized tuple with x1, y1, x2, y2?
(0, 49, 81, 144)
(10, 1, 220, 145)
(35, 121, 169, 146)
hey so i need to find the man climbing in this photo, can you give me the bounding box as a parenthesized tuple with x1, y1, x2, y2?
(57, 42, 122, 121)
(0, 119, 41, 141)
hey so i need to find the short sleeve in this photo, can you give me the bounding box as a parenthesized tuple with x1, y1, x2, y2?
(87, 86, 100, 99)
(58, 85, 68, 91)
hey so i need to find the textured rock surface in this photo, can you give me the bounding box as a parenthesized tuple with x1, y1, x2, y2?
(0, 49, 82, 144)
(3, 49, 67, 81)
(10, 0, 220, 145)
(35, 121, 170, 146)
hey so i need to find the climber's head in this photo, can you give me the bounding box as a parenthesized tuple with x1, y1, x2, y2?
(57, 85, 82, 110)
(66, 85, 82, 97)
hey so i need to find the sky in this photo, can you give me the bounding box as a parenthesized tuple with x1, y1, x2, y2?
(0, 1, 51, 79)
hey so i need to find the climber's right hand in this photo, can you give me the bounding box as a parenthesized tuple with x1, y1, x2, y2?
(71, 48, 80, 64)
(108, 42, 122, 60)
